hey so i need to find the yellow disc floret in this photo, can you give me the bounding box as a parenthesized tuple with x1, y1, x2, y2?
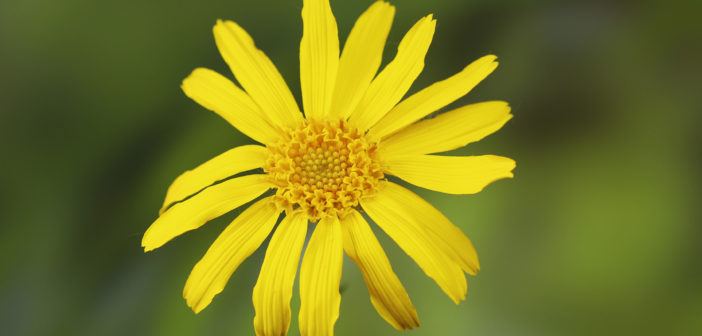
(264, 119, 384, 222)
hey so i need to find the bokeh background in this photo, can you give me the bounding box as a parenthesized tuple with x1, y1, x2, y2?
(1, 0, 700, 335)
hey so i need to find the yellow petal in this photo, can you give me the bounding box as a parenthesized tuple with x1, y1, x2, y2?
(183, 197, 280, 313)
(299, 216, 343, 336)
(253, 213, 308, 336)
(384, 154, 516, 195)
(347, 15, 436, 132)
(300, 0, 339, 121)
(341, 210, 419, 330)
(159, 145, 269, 215)
(380, 101, 512, 157)
(213, 20, 302, 129)
(361, 182, 467, 303)
(142, 174, 271, 252)
(181, 68, 280, 144)
(328, 1, 395, 120)
(365, 183, 480, 275)
(369, 55, 499, 139)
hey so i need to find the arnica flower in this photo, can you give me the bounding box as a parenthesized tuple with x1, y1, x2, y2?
(143, 0, 515, 334)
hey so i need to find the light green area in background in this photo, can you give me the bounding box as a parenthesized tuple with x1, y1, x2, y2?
(1, 0, 700, 335)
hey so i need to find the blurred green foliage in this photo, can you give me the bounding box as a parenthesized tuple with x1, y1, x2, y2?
(1, 0, 700, 335)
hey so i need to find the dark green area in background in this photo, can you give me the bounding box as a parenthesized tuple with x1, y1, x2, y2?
(1, 0, 700, 335)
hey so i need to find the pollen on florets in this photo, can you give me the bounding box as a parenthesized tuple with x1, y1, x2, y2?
(264, 119, 384, 222)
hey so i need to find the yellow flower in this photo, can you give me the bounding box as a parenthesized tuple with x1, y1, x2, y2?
(142, 0, 515, 334)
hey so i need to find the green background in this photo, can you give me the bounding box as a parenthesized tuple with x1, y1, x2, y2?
(1, 0, 700, 335)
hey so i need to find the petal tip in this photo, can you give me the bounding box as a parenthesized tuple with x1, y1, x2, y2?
(190, 303, 205, 314)
(141, 242, 154, 253)
(449, 292, 466, 305)
(483, 54, 498, 62)
(507, 158, 517, 171)
(213, 19, 235, 33)
(183, 287, 207, 314)
(474, 54, 499, 73)
(213, 19, 224, 31)
(141, 226, 167, 252)
(421, 14, 436, 24)
(370, 1, 396, 16)
(141, 232, 159, 252)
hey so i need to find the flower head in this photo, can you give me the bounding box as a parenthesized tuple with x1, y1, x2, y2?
(265, 119, 384, 221)
(143, 0, 515, 335)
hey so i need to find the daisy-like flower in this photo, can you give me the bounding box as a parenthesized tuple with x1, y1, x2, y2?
(143, 0, 515, 334)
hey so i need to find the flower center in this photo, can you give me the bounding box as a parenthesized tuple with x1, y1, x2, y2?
(264, 119, 384, 221)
